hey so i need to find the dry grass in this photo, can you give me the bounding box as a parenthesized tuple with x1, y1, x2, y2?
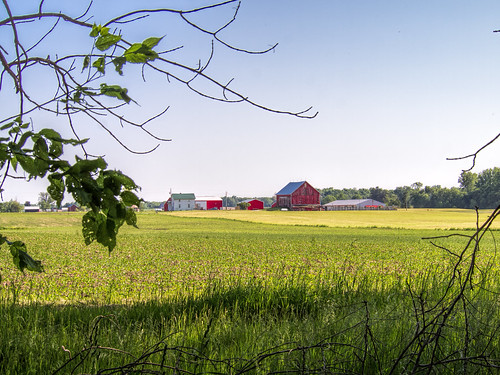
(166, 208, 499, 230)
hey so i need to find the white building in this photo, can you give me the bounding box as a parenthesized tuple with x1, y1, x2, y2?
(166, 193, 196, 211)
(323, 199, 386, 211)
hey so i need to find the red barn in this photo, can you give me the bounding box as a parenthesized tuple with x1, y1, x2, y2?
(275, 181, 320, 211)
(195, 196, 223, 210)
(243, 199, 264, 210)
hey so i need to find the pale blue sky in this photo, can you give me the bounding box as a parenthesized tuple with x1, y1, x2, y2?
(2, 1, 500, 202)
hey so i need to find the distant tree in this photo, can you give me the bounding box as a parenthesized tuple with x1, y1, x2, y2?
(256, 197, 274, 208)
(475, 168, 500, 208)
(395, 186, 412, 209)
(321, 194, 336, 204)
(369, 187, 388, 203)
(223, 196, 239, 208)
(0, 200, 23, 212)
(458, 171, 478, 194)
(140, 201, 164, 210)
(384, 192, 400, 207)
(237, 202, 251, 210)
(38, 192, 55, 211)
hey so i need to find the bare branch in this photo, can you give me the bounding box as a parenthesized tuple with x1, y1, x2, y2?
(447, 132, 500, 172)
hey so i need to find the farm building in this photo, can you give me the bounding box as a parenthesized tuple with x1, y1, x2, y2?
(195, 196, 223, 210)
(164, 193, 196, 211)
(323, 199, 386, 211)
(243, 199, 264, 210)
(275, 181, 321, 211)
(24, 206, 40, 212)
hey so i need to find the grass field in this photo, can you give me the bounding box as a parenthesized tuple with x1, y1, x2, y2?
(0, 209, 499, 374)
(167, 208, 500, 230)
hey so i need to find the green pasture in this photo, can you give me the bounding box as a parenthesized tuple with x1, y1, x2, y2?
(0, 209, 499, 374)
(0, 209, 494, 304)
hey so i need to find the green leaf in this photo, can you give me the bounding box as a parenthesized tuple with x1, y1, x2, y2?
(83, 55, 90, 70)
(67, 157, 107, 175)
(121, 191, 140, 206)
(108, 201, 127, 221)
(82, 211, 103, 245)
(48, 141, 63, 158)
(92, 57, 105, 74)
(16, 131, 34, 149)
(16, 155, 38, 176)
(33, 158, 49, 177)
(0, 121, 15, 131)
(125, 208, 138, 228)
(10, 156, 18, 172)
(95, 33, 122, 51)
(47, 174, 65, 207)
(99, 84, 132, 103)
(103, 175, 121, 195)
(38, 128, 61, 140)
(103, 170, 138, 190)
(33, 137, 49, 158)
(142, 36, 163, 49)
(100, 27, 110, 36)
(89, 24, 100, 37)
(124, 43, 158, 63)
(9, 241, 43, 273)
(112, 56, 126, 75)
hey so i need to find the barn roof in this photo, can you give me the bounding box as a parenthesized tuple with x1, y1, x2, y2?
(243, 199, 263, 203)
(171, 193, 195, 200)
(276, 181, 306, 196)
(323, 199, 386, 207)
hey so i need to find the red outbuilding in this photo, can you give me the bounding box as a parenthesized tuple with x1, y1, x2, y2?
(275, 181, 321, 211)
(195, 196, 223, 210)
(243, 199, 264, 210)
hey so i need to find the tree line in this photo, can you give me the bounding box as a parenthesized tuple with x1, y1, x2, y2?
(320, 168, 500, 209)
(3, 167, 497, 212)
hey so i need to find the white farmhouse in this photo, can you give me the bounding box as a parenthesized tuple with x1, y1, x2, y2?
(165, 193, 196, 211)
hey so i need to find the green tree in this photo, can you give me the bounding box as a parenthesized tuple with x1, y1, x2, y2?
(475, 167, 500, 208)
(38, 192, 55, 211)
(369, 186, 388, 203)
(458, 171, 478, 194)
(0, 200, 23, 212)
(237, 202, 251, 210)
(394, 186, 412, 209)
(0, 1, 314, 274)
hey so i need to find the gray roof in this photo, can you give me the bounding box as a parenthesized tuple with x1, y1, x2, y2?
(323, 199, 386, 206)
(276, 181, 306, 196)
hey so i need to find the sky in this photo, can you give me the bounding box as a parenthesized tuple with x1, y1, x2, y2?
(1, 0, 500, 203)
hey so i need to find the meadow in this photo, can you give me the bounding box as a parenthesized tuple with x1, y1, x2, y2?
(0, 209, 499, 374)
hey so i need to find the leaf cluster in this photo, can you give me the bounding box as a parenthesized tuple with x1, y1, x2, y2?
(0, 118, 141, 271)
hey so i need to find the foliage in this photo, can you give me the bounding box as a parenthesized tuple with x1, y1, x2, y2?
(0, 200, 23, 212)
(236, 201, 250, 210)
(317, 167, 500, 209)
(140, 201, 165, 210)
(38, 192, 55, 211)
